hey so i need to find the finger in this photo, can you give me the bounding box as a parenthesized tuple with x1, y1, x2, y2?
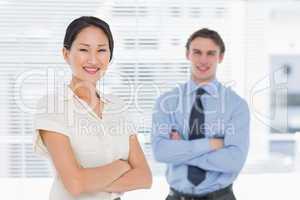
(173, 133, 181, 140)
(170, 133, 179, 140)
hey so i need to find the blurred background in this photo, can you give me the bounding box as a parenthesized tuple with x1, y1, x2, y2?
(0, 0, 300, 199)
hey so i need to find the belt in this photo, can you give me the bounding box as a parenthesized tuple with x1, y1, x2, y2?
(169, 185, 232, 200)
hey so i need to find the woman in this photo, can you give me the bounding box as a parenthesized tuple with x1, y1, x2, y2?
(33, 16, 152, 200)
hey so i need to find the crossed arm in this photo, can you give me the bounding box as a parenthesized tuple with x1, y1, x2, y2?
(151, 99, 250, 173)
(40, 130, 152, 197)
(151, 129, 224, 165)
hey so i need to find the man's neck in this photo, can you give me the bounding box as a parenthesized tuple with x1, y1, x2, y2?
(191, 77, 216, 86)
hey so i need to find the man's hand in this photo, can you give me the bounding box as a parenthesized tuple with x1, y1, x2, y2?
(169, 130, 224, 151)
(209, 138, 224, 150)
(170, 130, 181, 140)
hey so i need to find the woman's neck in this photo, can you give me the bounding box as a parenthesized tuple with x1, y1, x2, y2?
(69, 77, 99, 101)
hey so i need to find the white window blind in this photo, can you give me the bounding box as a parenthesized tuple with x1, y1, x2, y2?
(2, 0, 294, 177)
(0, 0, 242, 178)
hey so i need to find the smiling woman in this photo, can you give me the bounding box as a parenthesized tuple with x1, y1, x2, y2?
(33, 16, 152, 200)
(63, 25, 110, 84)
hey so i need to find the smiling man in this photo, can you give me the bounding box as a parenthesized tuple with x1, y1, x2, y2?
(152, 28, 250, 200)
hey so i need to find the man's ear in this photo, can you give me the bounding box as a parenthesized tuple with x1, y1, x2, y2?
(186, 50, 190, 60)
(62, 47, 70, 64)
(218, 53, 224, 63)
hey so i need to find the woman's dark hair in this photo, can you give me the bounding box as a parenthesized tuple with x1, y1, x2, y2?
(63, 16, 114, 61)
(185, 28, 225, 54)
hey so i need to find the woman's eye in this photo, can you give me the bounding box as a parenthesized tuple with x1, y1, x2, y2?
(98, 49, 107, 52)
(79, 49, 88, 52)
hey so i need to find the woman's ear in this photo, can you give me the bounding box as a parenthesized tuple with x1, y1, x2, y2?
(62, 47, 70, 64)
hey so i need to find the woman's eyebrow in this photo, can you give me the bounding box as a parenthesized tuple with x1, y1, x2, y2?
(78, 43, 108, 47)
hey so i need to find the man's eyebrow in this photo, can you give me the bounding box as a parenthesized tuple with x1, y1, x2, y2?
(192, 49, 202, 52)
(207, 50, 217, 53)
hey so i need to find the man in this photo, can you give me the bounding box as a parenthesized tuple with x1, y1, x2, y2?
(151, 28, 250, 200)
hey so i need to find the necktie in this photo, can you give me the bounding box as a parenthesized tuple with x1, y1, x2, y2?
(187, 87, 206, 186)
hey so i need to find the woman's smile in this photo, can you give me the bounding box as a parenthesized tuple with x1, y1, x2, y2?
(83, 66, 100, 75)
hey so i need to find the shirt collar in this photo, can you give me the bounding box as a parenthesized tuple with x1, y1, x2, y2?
(186, 79, 219, 97)
(63, 85, 110, 104)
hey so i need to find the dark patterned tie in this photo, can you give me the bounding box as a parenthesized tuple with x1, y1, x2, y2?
(187, 87, 206, 186)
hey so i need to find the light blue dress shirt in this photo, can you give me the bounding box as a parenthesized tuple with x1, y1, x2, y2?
(151, 79, 250, 195)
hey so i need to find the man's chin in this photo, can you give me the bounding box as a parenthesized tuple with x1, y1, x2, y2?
(192, 75, 214, 84)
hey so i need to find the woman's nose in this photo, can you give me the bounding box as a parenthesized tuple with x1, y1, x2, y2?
(87, 52, 98, 65)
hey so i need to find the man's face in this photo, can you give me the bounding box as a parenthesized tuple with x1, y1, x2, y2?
(186, 37, 224, 84)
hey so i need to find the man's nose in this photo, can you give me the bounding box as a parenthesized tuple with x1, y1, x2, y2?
(198, 55, 208, 64)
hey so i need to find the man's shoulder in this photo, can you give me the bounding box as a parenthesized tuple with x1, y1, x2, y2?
(219, 83, 248, 109)
(156, 82, 186, 103)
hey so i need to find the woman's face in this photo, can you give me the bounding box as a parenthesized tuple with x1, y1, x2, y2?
(63, 26, 111, 84)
